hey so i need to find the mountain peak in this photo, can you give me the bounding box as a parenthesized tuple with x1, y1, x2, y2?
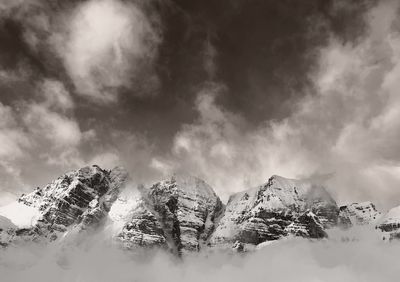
(0, 165, 129, 246)
(210, 175, 339, 248)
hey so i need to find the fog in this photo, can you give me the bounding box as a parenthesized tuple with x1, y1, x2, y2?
(1, 228, 399, 282)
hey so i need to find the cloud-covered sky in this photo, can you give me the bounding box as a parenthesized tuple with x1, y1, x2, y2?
(1, 0, 400, 209)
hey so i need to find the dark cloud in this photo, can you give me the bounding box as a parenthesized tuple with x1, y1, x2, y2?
(1, 0, 398, 210)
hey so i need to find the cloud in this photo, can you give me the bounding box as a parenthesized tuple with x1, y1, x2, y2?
(23, 104, 82, 148)
(0, 102, 31, 199)
(0, 0, 161, 103)
(0, 76, 86, 197)
(0, 231, 400, 282)
(0, 0, 162, 199)
(0, 103, 30, 160)
(0, 0, 35, 13)
(153, 82, 314, 202)
(38, 79, 74, 112)
(53, 0, 161, 103)
(152, 0, 400, 208)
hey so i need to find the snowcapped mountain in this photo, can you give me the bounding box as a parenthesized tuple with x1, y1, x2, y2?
(338, 202, 382, 227)
(0, 165, 128, 246)
(110, 174, 223, 254)
(210, 175, 339, 248)
(0, 165, 392, 253)
(377, 205, 400, 240)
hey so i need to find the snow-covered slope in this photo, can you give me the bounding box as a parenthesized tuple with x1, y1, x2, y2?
(338, 202, 382, 227)
(210, 175, 339, 247)
(0, 202, 41, 228)
(377, 205, 400, 240)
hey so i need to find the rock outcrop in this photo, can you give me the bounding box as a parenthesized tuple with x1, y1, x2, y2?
(0, 165, 128, 246)
(338, 202, 382, 228)
(377, 205, 400, 240)
(112, 175, 223, 254)
(210, 175, 339, 247)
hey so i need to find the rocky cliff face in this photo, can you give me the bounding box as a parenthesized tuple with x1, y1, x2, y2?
(111, 175, 223, 254)
(338, 202, 382, 228)
(0, 165, 128, 246)
(210, 175, 339, 248)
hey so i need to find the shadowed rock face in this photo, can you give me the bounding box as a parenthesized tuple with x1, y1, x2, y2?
(115, 175, 223, 254)
(210, 175, 339, 247)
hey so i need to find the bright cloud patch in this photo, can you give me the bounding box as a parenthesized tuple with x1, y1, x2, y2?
(58, 0, 160, 102)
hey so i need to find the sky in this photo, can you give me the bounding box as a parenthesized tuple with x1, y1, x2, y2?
(1, 0, 400, 209)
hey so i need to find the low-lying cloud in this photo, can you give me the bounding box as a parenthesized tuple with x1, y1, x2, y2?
(0, 229, 399, 282)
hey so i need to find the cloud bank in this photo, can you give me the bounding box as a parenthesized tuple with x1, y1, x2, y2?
(0, 230, 399, 282)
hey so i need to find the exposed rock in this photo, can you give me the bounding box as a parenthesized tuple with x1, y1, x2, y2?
(113, 174, 223, 254)
(377, 205, 400, 240)
(210, 175, 338, 247)
(0, 165, 128, 245)
(109, 188, 168, 250)
(118, 206, 167, 249)
(285, 211, 327, 239)
(338, 202, 382, 228)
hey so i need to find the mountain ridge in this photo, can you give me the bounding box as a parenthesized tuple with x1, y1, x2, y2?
(0, 164, 398, 253)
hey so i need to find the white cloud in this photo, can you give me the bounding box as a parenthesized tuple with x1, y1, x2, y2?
(23, 104, 82, 148)
(0, 103, 30, 160)
(88, 152, 121, 170)
(0, 232, 400, 282)
(54, 0, 161, 103)
(0, 78, 84, 196)
(38, 79, 74, 112)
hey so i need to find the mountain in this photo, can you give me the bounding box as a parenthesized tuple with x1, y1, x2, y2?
(0, 165, 128, 246)
(109, 174, 223, 254)
(338, 202, 382, 227)
(209, 175, 339, 249)
(0, 165, 389, 253)
(377, 205, 400, 240)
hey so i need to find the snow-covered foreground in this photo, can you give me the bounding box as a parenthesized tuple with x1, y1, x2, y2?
(0, 230, 399, 282)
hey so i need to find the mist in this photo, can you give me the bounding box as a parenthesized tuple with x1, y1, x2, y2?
(0, 227, 399, 282)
